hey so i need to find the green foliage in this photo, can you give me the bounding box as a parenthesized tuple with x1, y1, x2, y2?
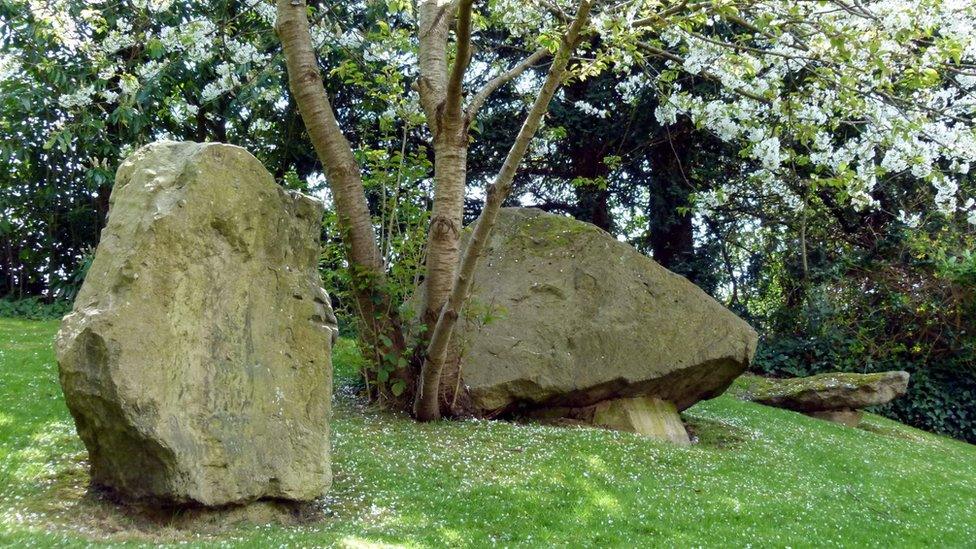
(4, 0, 974, 448)
(2, 1, 276, 298)
(3, 320, 976, 546)
(312, 101, 432, 396)
(0, 0, 385, 300)
(332, 337, 368, 393)
(0, 298, 71, 320)
(752, 222, 976, 443)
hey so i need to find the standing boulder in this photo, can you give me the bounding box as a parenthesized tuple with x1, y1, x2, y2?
(56, 142, 336, 506)
(451, 208, 757, 441)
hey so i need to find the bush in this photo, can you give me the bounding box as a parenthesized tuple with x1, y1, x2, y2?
(0, 298, 72, 320)
(754, 334, 976, 443)
(752, 240, 976, 443)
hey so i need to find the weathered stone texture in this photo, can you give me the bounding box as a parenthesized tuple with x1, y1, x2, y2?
(740, 371, 910, 427)
(750, 371, 910, 412)
(807, 409, 865, 427)
(589, 397, 690, 445)
(452, 208, 757, 420)
(56, 141, 335, 506)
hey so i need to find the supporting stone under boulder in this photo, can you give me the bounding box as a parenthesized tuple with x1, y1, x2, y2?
(56, 141, 336, 506)
(533, 396, 691, 445)
(739, 371, 910, 427)
(590, 397, 691, 445)
(446, 208, 757, 443)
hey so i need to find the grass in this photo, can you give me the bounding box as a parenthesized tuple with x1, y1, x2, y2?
(1, 318, 975, 547)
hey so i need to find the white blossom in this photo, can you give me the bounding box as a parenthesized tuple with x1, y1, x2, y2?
(753, 136, 783, 170)
(119, 74, 140, 96)
(574, 100, 610, 119)
(100, 89, 119, 103)
(898, 210, 922, 228)
(58, 85, 95, 109)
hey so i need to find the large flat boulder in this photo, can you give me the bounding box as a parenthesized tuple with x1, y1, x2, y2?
(454, 208, 757, 419)
(56, 141, 336, 506)
(744, 371, 910, 424)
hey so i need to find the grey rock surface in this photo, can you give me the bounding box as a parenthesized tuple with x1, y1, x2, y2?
(749, 371, 910, 412)
(56, 141, 335, 506)
(451, 208, 758, 415)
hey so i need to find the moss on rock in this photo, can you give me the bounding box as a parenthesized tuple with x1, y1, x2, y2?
(735, 371, 910, 414)
(56, 141, 335, 506)
(453, 208, 758, 415)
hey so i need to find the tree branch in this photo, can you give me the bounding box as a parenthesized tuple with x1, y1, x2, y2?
(445, 0, 474, 119)
(636, 42, 771, 104)
(632, 0, 698, 28)
(417, 0, 454, 134)
(466, 47, 549, 119)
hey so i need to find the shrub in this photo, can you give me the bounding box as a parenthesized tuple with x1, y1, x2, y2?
(752, 238, 976, 443)
(0, 297, 72, 320)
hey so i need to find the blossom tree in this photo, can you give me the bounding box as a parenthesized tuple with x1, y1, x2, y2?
(274, 0, 975, 419)
(277, 0, 598, 419)
(638, 1, 976, 220)
(16, 0, 975, 420)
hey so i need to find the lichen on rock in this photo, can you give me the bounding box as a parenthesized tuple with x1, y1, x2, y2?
(736, 371, 910, 427)
(56, 141, 335, 506)
(447, 208, 757, 441)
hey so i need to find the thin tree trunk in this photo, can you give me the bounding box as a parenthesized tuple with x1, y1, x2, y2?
(423, 138, 469, 329)
(800, 189, 809, 283)
(414, 0, 594, 421)
(418, 0, 472, 330)
(276, 0, 410, 404)
(646, 122, 697, 281)
(412, 0, 474, 415)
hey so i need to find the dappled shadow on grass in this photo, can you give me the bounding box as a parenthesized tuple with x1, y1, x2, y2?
(684, 416, 750, 449)
(5, 388, 976, 547)
(0, 319, 350, 544)
(0, 424, 350, 545)
(3, 322, 976, 546)
(858, 420, 927, 441)
(508, 410, 750, 450)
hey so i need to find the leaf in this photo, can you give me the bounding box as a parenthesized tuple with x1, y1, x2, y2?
(390, 379, 406, 397)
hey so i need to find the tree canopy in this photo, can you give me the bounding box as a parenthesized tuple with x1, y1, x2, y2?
(2, 0, 975, 438)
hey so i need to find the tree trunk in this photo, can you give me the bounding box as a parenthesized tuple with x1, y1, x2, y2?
(423, 134, 469, 329)
(563, 76, 612, 231)
(416, 0, 469, 328)
(414, 0, 594, 421)
(276, 0, 410, 405)
(646, 124, 697, 280)
(411, 0, 474, 415)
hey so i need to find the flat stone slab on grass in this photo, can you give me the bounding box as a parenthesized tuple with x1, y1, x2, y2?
(741, 371, 910, 427)
(56, 141, 336, 506)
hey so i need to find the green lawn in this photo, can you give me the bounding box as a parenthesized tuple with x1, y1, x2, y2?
(1, 318, 975, 547)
